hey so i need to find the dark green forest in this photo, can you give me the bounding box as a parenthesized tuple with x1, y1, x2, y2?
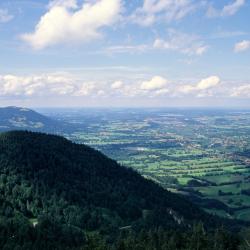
(0, 131, 249, 249)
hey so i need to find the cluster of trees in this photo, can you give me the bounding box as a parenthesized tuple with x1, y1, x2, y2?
(241, 189, 250, 196)
(0, 217, 248, 250)
(0, 214, 85, 250)
(187, 179, 209, 187)
(218, 190, 234, 196)
(112, 225, 242, 250)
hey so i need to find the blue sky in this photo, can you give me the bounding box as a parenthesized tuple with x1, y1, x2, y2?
(0, 0, 249, 107)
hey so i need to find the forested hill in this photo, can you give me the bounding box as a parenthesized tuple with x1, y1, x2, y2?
(0, 106, 63, 133)
(0, 131, 246, 249)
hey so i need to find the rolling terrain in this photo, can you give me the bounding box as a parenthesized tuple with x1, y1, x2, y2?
(1, 107, 250, 222)
(42, 108, 250, 221)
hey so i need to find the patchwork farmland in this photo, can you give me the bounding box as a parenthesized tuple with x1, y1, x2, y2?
(44, 108, 250, 221)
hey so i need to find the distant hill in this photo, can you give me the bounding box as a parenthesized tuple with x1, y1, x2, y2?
(0, 131, 244, 249)
(0, 106, 64, 133)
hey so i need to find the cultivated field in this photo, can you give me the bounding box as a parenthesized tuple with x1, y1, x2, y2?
(45, 108, 250, 221)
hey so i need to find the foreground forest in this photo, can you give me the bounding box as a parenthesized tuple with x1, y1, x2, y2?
(0, 131, 250, 249)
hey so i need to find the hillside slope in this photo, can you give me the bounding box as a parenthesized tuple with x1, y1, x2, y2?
(0, 106, 63, 133)
(0, 131, 244, 249)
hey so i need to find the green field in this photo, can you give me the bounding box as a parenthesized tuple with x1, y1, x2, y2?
(48, 108, 250, 221)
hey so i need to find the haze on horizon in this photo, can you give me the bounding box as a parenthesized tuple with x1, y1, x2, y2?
(0, 0, 249, 108)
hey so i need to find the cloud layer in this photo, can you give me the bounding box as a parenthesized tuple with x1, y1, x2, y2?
(0, 73, 249, 100)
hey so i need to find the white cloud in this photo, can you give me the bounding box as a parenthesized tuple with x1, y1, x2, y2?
(111, 80, 123, 89)
(0, 73, 99, 97)
(118, 84, 139, 97)
(21, 0, 122, 49)
(74, 82, 96, 96)
(0, 74, 76, 96)
(154, 88, 169, 96)
(231, 85, 250, 97)
(140, 76, 168, 90)
(0, 9, 13, 23)
(0, 73, 125, 98)
(153, 30, 208, 56)
(48, 0, 78, 9)
(97, 89, 106, 96)
(196, 76, 220, 90)
(207, 0, 245, 18)
(221, 0, 245, 16)
(234, 40, 250, 52)
(130, 0, 197, 26)
(179, 76, 220, 94)
(106, 30, 208, 56)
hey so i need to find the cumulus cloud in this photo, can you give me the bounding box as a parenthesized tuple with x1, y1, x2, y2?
(153, 30, 208, 56)
(0, 74, 76, 96)
(196, 76, 220, 90)
(21, 0, 122, 49)
(179, 76, 220, 94)
(111, 80, 123, 89)
(107, 76, 171, 97)
(130, 0, 197, 26)
(0, 9, 13, 23)
(234, 40, 250, 52)
(140, 76, 168, 90)
(0, 73, 107, 98)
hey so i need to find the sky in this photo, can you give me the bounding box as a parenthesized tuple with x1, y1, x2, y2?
(0, 0, 250, 108)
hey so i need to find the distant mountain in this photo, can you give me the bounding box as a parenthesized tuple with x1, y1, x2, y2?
(0, 131, 243, 249)
(0, 106, 63, 133)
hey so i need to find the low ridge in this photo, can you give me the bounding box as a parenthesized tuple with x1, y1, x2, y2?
(0, 106, 62, 133)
